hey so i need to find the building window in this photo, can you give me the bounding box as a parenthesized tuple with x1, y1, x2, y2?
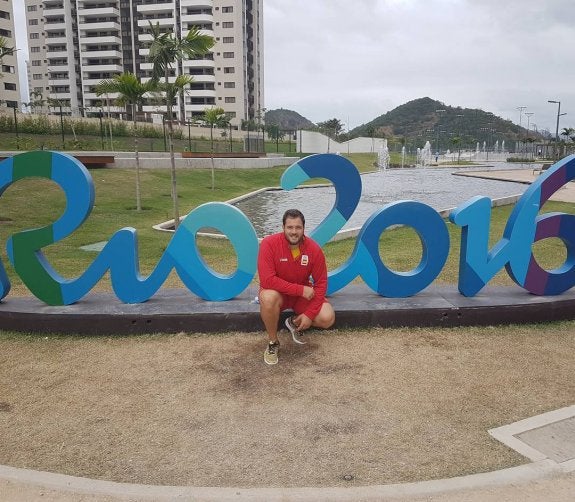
(30, 33, 40, 39)
(33, 73, 42, 80)
(30, 46, 41, 53)
(223, 67, 234, 74)
(32, 60, 42, 66)
(29, 19, 38, 25)
(223, 37, 234, 43)
(27, 5, 38, 12)
(4, 82, 16, 91)
(225, 97, 235, 103)
(222, 22, 233, 28)
(223, 52, 234, 58)
(1, 65, 14, 73)
(224, 82, 235, 88)
(222, 6, 233, 13)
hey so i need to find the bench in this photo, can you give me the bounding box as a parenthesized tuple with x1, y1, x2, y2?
(0, 154, 115, 168)
(73, 155, 115, 167)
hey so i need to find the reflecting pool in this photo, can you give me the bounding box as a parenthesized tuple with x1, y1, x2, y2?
(234, 163, 531, 237)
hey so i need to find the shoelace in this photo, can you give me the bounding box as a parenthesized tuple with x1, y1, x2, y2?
(268, 342, 279, 354)
(288, 318, 301, 336)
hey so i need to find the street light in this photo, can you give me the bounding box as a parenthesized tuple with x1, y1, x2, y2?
(548, 100, 567, 159)
(517, 106, 526, 154)
(435, 109, 446, 157)
(525, 112, 534, 158)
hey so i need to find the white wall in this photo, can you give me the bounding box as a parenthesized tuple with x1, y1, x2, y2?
(296, 130, 386, 154)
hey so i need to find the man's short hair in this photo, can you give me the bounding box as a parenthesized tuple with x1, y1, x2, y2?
(282, 209, 305, 226)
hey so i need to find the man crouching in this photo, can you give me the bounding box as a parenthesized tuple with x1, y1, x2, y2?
(257, 209, 335, 365)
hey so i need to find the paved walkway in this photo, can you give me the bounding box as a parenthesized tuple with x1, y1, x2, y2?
(455, 167, 575, 203)
(1, 166, 574, 501)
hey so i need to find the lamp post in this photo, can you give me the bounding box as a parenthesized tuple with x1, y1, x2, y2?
(435, 109, 445, 157)
(98, 110, 105, 150)
(548, 100, 567, 159)
(229, 122, 233, 152)
(525, 112, 534, 158)
(11, 103, 19, 150)
(517, 106, 526, 154)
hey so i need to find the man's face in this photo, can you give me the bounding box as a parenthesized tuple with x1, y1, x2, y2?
(283, 216, 305, 246)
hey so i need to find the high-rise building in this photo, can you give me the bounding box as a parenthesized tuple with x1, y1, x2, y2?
(25, 0, 263, 126)
(0, 1, 20, 109)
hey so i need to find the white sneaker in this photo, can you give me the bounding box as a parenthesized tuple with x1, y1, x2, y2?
(285, 316, 306, 345)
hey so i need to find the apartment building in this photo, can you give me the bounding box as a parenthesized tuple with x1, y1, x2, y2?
(0, 0, 20, 109)
(25, 0, 263, 126)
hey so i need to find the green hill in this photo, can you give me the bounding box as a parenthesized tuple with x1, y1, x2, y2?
(265, 108, 315, 131)
(350, 97, 542, 150)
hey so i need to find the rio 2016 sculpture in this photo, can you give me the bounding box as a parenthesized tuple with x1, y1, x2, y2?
(0, 151, 574, 306)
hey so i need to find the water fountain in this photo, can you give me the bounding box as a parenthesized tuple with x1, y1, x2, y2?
(377, 139, 390, 170)
(493, 140, 499, 153)
(417, 141, 432, 167)
(401, 146, 406, 168)
(501, 140, 505, 152)
(476, 142, 480, 158)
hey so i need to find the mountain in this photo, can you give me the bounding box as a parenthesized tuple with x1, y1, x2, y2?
(349, 97, 543, 147)
(265, 108, 315, 130)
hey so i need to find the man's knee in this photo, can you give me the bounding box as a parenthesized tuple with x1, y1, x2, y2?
(314, 304, 335, 329)
(259, 289, 282, 311)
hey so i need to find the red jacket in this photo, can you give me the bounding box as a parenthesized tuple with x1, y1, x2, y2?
(258, 232, 328, 320)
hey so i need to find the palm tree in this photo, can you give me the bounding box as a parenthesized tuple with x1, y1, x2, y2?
(96, 73, 156, 212)
(201, 106, 228, 190)
(0, 36, 15, 69)
(147, 22, 215, 228)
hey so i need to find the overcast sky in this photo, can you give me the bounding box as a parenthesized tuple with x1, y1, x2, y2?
(13, 1, 575, 133)
(264, 0, 575, 133)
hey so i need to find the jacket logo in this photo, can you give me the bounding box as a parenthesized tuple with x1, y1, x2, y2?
(280, 258, 288, 262)
(301, 254, 309, 266)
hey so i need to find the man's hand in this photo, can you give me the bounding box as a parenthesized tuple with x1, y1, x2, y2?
(302, 285, 315, 300)
(294, 313, 313, 331)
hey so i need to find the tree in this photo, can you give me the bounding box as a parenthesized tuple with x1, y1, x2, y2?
(96, 73, 157, 212)
(561, 127, 575, 142)
(317, 118, 344, 138)
(266, 124, 284, 152)
(0, 36, 15, 72)
(147, 21, 215, 228)
(200, 106, 229, 190)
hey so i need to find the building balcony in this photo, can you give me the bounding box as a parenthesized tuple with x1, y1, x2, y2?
(44, 7, 66, 16)
(46, 36, 68, 44)
(188, 74, 215, 83)
(78, 7, 120, 17)
(138, 17, 174, 28)
(182, 58, 215, 68)
(44, 22, 67, 31)
(79, 35, 121, 44)
(186, 90, 216, 98)
(79, 21, 120, 32)
(181, 14, 213, 24)
(184, 104, 215, 112)
(81, 49, 122, 59)
(49, 78, 71, 86)
(138, 3, 175, 13)
(181, 0, 213, 8)
(82, 63, 123, 73)
(46, 50, 69, 58)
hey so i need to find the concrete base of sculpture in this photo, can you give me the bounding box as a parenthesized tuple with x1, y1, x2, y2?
(0, 284, 573, 335)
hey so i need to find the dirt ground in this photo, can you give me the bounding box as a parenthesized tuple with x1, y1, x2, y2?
(0, 323, 574, 489)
